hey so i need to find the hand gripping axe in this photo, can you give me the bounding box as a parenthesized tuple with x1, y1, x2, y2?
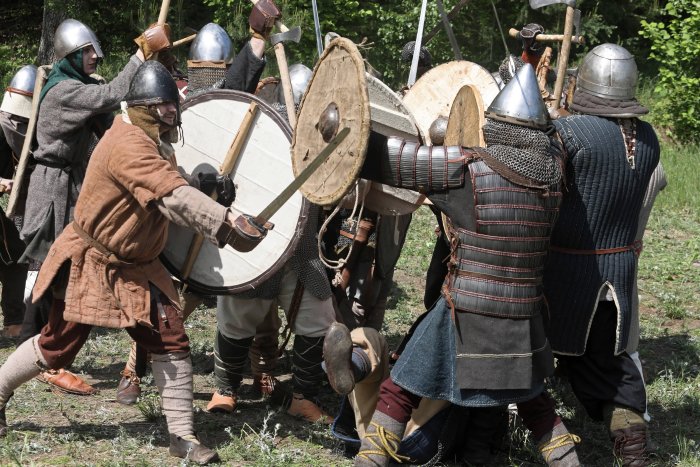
(527, 0, 579, 109)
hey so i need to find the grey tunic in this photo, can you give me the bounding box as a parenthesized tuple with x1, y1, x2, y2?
(20, 54, 142, 262)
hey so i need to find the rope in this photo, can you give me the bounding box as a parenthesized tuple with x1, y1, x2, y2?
(538, 433, 582, 462)
(357, 421, 412, 463)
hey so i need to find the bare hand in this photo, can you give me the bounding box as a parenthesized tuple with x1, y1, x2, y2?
(0, 178, 13, 193)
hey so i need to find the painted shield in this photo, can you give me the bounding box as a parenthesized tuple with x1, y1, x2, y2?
(402, 60, 499, 144)
(161, 89, 308, 294)
(292, 37, 370, 206)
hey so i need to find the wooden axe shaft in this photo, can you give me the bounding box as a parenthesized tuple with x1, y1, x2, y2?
(552, 5, 576, 109)
(158, 0, 170, 25)
(509, 27, 584, 44)
(173, 34, 197, 48)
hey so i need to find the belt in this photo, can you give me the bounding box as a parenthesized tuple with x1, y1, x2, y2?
(550, 240, 643, 256)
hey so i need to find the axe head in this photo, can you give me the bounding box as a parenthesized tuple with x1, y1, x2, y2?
(529, 0, 576, 9)
(270, 26, 302, 46)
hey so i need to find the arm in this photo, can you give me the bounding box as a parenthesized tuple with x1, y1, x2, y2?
(362, 132, 470, 194)
(224, 41, 266, 94)
(156, 185, 231, 244)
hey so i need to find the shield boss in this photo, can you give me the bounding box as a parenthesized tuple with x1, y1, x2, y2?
(292, 37, 370, 206)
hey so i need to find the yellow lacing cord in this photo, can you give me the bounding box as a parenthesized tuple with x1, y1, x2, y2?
(538, 433, 582, 462)
(357, 422, 411, 463)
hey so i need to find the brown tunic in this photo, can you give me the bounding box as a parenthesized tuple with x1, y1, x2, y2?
(33, 117, 188, 328)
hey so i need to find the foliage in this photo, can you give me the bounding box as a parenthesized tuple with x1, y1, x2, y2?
(640, 0, 700, 144)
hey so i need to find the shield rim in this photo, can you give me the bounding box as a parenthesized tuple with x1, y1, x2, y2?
(159, 89, 309, 295)
(291, 37, 371, 206)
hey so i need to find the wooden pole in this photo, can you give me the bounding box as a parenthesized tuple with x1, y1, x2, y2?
(552, 5, 575, 109)
(509, 28, 584, 45)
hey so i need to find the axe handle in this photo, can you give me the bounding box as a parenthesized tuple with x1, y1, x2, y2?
(7, 66, 48, 217)
(173, 34, 197, 48)
(275, 45, 297, 129)
(157, 0, 170, 25)
(552, 6, 575, 109)
(180, 102, 260, 281)
(509, 28, 584, 44)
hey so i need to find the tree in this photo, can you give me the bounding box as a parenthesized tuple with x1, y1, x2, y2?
(37, 0, 69, 65)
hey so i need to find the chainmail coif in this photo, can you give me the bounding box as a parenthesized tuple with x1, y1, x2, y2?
(482, 119, 562, 186)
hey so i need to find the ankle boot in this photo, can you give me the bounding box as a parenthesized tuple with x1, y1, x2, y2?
(169, 433, 220, 464)
(323, 322, 355, 395)
(355, 411, 409, 466)
(607, 405, 649, 467)
(116, 370, 141, 405)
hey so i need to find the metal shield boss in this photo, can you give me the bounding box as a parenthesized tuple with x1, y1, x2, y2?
(403, 60, 500, 144)
(292, 37, 370, 206)
(161, 90, 308, 294)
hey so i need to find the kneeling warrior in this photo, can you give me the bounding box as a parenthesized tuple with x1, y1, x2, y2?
(544, 44, 660, 467)
(0, 61, 268, 464)
(353, 63, 580, 466)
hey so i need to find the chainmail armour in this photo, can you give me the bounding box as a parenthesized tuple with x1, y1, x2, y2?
(482, 119, 562, 186)
(498, 55, 525, 84)
(187, 63, 227, 94)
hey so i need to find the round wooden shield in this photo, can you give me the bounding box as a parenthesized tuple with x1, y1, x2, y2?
(402, 61, 499, 144)
(292, 37, 370, 206)
(161, 89, 308, 295)
(444, 84, 486, 147)
(255, 76, 280, 105)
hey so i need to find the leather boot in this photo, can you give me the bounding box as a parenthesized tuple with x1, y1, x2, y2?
(607, 405, 650, 467)
(169, 433, 220, 464)
(287, 393, 333, 424)
(323, 322, 355, 395)
(207, 389, 238, 414)
(537, 422, 581, 466)
(0, 403, 7, 437)
(116, 370, 142, 405)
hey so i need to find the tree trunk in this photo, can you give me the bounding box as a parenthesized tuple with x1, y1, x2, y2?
(37, 0, 68, 65)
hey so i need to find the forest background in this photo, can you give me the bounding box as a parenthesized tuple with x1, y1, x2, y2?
(0, 0, 698, 142)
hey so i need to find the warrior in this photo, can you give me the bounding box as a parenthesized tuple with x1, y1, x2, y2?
(0, 65, 35, 337)
(344, 63, 580, 467)
(0, 60, 270, 464)
(16, 18, 171, 395)
(116, 5, 280, 405)
(544, 44, 661, 466)
(204, 1, 348, 423)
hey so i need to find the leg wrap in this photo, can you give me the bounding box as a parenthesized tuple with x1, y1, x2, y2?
(291, 335, 325, 398)
(214, 331, 252, 393)
(152, 352, 194, 438)
(0, 336, 46, 406)
(356, 411, 409, 466)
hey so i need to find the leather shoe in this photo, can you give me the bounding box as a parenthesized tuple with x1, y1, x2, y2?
(323, 322, 354, 395)
(1, 324, 22, 338)
(0, 404, 7, 438)
(287, 393, 333, 424)
(116, 370, 141, 405)
(206, 390, 237, 413)
(169, 434, 220, 464)
(36, 369, 97, 395)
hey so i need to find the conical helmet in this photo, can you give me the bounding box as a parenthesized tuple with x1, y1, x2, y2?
(484, 62, 549, 129)
(54, 19, 104, 61)
(577, 44, 638, 100)
(1, 64, 38, 119)
(188, 23, 234, 64)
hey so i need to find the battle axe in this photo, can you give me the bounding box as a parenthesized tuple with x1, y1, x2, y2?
(249, 0, 301, 129)
(528, 0, 578, 109)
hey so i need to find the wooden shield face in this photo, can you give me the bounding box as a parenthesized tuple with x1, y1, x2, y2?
(161, 90, 308, 295)
(292, 37, 370, 206)
(402, 61, 499, 144)
(445, 84, 486, 147)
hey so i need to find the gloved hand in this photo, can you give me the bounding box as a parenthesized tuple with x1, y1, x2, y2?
(249, 0, 281, 41)
(217, 214, 273, 252)
(518, 23, 544, 55)
(134, 23, 172, 60)
(197, 172, 236, 207)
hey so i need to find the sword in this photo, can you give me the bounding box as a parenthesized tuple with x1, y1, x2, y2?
(311, 0, 324, 58)
(253, 127, 350, 226)
(407, 0, 429, 87)
(437, 0, 462, 60)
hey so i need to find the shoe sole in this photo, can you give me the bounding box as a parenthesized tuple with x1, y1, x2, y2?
(323, 323, 354, 395)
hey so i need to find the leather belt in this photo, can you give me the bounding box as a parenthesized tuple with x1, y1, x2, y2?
(550, 240, 643, 256)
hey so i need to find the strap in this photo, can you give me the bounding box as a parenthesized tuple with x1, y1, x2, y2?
(550, 240, 643, 256)
(276, 279, 305, 357)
